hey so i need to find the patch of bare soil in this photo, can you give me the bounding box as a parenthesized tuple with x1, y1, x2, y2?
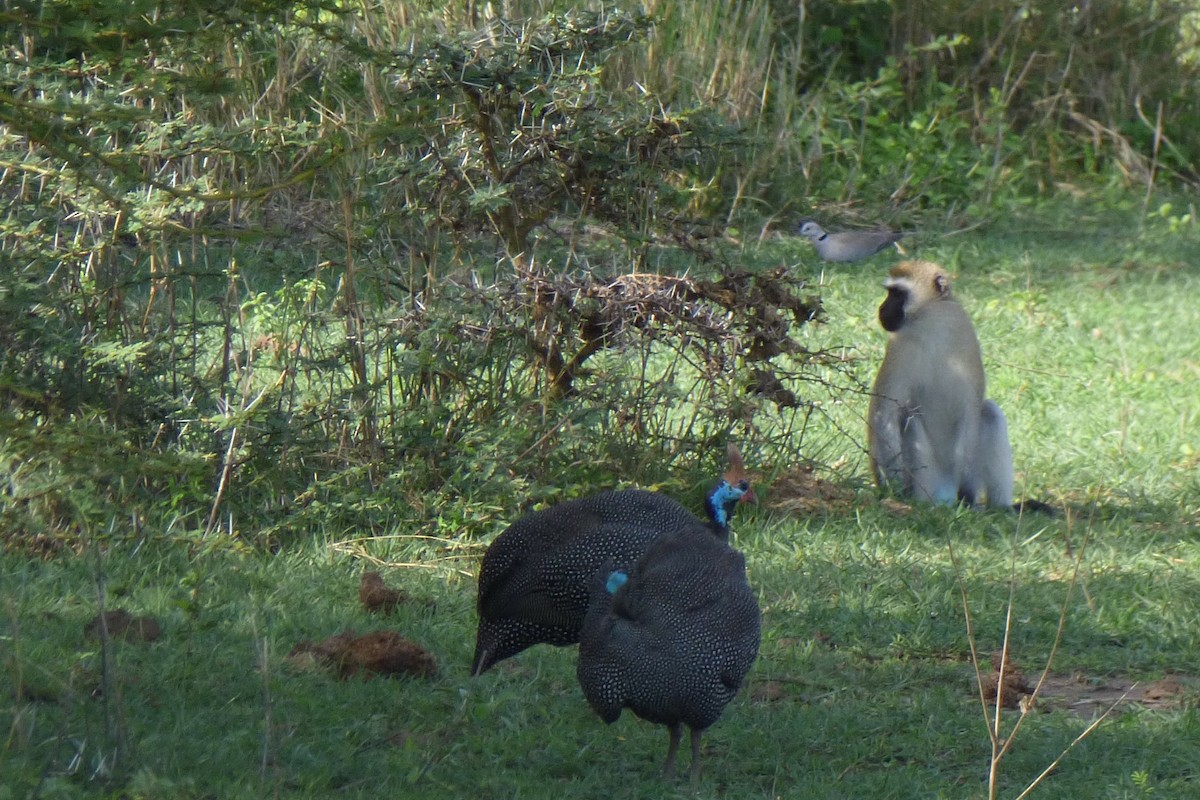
(979, 654, 1194, 717)
(764, 463, 916, 516)
(1036, 673, 1192, 717)
(766, 464, 860, 515)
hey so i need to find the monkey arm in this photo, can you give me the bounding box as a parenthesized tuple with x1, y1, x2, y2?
(867, 396, 907, 491)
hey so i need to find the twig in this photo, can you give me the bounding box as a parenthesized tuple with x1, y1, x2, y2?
(947, 536, 996, 747)
(253, 615, 276, 789)
(4, 597, 24, 751)
(987, 554, 1021, 797)
(205, 371, 288, 535)
(91, 522, 131, 778)
(206, 426, 240, 536)
(1139, 97, 1164, 217)
(513, 412, 577, 464)
(953, 498, 1096, 800)
(1010, 683, 1138, 800)
(997, 520, 1091, 765)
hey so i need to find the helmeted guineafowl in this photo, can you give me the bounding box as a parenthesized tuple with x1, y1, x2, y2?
(470, 444, 752, 676)
(576, 525, 761, 783)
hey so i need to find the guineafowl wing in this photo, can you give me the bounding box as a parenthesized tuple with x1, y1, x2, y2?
(477, 487, 704, 616)
(476, 507, 607, 617)
(500, 590, 584, 629)
(482, 520, 666, 628)
(474, 488, 728, 675)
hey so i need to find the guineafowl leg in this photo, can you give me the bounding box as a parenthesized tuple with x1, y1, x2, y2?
(662, 723, 683, 779)
(688, 727, 703, 785)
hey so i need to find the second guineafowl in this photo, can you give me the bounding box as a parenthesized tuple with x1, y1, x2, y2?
(576, 525, 761, 783)
(471, 444, 752, 676)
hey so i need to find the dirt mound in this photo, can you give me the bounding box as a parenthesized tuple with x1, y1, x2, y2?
(288, 631, 438, 679)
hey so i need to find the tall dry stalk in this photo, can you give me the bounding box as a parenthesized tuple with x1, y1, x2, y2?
(948, 503, 1129, 800)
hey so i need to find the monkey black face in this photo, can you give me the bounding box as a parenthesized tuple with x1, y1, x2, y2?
(878, 285, 907, 331)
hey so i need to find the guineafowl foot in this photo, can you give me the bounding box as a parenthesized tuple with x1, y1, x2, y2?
(688, 727, 702, 785)
(662, 723, 683, 779)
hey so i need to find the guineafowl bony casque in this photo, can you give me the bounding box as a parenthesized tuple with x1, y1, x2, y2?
(470, 444, 753, 676)
(576, 525, 761, 783)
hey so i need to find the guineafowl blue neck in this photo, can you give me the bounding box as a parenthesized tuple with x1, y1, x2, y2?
(606, 571, 629, 595)
(705, 480, 746, 533)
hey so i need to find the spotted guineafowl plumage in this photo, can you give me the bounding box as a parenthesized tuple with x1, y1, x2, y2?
(576, 526, 761, 783)
(471, 444, 752, 676)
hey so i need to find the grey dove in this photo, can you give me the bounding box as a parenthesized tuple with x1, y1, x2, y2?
(798, 220, 905, 262)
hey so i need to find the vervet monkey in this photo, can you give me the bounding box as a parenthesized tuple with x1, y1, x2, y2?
(867, 261, 1014, 509)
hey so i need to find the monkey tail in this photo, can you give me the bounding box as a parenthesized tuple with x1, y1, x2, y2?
(1013, 499, 1057, 516)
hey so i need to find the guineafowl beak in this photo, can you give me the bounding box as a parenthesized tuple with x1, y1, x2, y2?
(470, 645, 491, 677)
(471, 625, 500, 676)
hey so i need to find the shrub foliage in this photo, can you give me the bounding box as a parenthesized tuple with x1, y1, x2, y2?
(1, 0, 1197, 549)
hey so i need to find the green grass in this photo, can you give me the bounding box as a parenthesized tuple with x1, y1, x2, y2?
(3, 203, 1200, 799)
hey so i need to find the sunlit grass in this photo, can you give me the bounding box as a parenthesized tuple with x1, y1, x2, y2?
(3, 205, 1200, 798)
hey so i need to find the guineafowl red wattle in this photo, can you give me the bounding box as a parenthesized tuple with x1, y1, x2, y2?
(470, 444, 753, 677)
(576, 525, 761, 783)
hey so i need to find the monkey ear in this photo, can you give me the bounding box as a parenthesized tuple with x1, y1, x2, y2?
(934, 273, 950, 297)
